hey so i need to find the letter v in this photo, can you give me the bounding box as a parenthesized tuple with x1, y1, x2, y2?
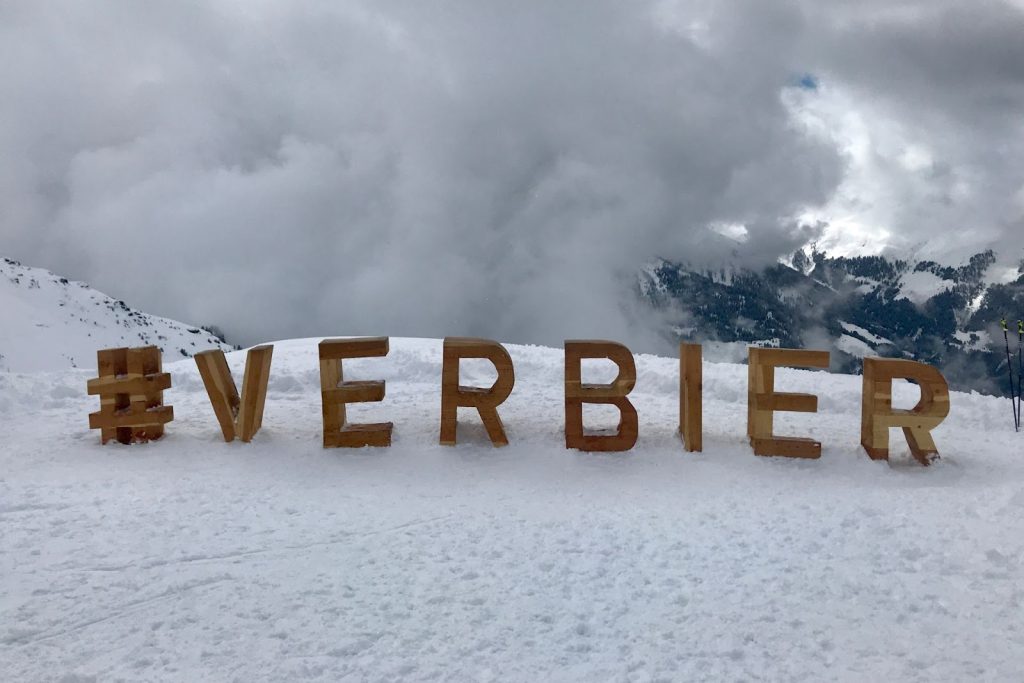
(195, 345, 274, 442)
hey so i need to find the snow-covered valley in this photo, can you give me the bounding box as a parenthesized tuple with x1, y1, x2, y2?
(2, 337, 1023, 681)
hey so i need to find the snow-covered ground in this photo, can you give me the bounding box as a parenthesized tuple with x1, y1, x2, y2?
(2, 337, 1023, 681)
(0, 257, 232, 372)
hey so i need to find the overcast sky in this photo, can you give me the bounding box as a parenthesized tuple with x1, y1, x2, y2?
(2, 0, 1023, 349)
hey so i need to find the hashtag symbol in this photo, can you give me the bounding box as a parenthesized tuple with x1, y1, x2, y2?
(88, 346, 173, 444)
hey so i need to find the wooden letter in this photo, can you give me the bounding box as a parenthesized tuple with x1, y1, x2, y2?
(439, 337, 515, 446)
(195, 345, 274, 443)
(319, 337, 393, 448)
(680, 343, 702, 452)
(861, 357, 950, 466)
(565, 340, 638, 452)
(88, 346, 173, 444)
(747, 347, 830, 458)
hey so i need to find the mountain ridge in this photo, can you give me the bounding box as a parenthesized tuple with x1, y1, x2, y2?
(640, 248, 1024, 395)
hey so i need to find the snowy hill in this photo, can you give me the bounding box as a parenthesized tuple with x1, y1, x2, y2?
(2, 337, 1023, 681)
(0, 257, 234, 372)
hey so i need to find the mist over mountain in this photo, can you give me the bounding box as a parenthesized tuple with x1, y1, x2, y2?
(639, 249, 1024, 395)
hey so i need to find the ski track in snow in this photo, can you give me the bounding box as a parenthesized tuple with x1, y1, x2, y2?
(1, 337, 1023, 681)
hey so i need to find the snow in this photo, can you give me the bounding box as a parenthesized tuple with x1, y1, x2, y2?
(853, 276, 881, 294)
(954, 329, 991, 351)
(638, 260, 669, 298)
(2, 337, 1024, 681)
(835, 333, 874, 358)
(969, 290, 987, 314)
(811, 277, 837, 292)
(0, 258, 232, 372)
(897, 270, 951, 305)
(839, 320, 892, 346)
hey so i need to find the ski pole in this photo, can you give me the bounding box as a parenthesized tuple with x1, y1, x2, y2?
(1017, 319, 1023, 430)
(1002, 318, 1019, 432)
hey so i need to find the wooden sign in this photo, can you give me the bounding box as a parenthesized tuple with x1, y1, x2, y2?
(564, 340, 638, 452)
(861, 357, 950, 465)
(747, 347, 830, 458)
(87, 346, 173, 444)
(82, 337, 956, 467)
(195, 345, 273, 443)
(319, 337, 393, 448)
(679, 343, 702, 452)
(440, 337, 515, 447)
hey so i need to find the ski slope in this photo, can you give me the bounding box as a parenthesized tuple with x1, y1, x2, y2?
(2, 337, 1023, 681)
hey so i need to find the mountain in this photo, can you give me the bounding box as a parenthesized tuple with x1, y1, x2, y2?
(0, 257, 235, 372)
(639, 249, 1024, 395)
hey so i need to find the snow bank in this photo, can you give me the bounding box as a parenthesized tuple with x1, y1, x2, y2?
(2, 337, 1022, 681)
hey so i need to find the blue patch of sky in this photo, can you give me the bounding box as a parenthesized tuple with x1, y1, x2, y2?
(795, 73, 819, 90)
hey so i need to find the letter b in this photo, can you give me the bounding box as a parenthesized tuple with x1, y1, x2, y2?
(564, 340, 638, 452)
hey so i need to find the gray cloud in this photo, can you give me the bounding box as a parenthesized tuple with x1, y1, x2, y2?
(790, 0, 1024, 262)
(1, 1, 1020, 350)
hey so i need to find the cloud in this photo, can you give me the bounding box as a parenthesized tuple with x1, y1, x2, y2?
(1, 1, 1020, 350)
(789, 0, 1024, 262)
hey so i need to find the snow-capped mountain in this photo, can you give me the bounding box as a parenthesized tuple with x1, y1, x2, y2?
(640, 249, 1024, 395)
(0, 257, 234, 372)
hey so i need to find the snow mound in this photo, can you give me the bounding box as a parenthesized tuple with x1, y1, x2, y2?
(0, 257, 233, 372)
(2, 337, 1023, 681)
